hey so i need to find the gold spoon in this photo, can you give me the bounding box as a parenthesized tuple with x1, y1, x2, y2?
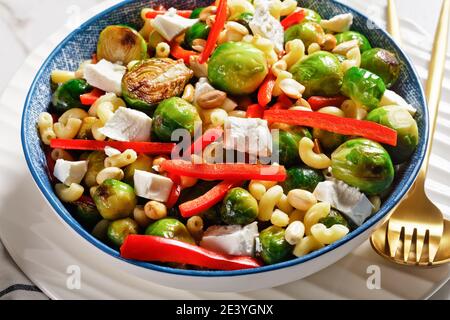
(370, 0, 450, 266)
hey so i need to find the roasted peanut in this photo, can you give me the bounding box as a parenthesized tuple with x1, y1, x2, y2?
(196, 90, 227, 109)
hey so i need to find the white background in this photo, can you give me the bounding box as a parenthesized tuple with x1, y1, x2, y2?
(0, 0, 448, 299)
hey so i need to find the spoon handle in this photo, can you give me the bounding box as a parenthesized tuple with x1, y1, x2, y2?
(387, 0, 402, 44)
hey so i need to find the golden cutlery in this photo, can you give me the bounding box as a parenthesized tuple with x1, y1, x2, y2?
(387, 0, 402, 44)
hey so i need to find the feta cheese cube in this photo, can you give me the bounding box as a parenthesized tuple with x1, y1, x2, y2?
(84, 59, 126, 95)
(249, 0, 284, 52)
(380, 90, 417, 115)
(133, 170, 173, 202)
(224, 117, 272, 156)
(320, 13, 353, 33)
(99, 107, 152, 142)
(194, 78, 237, 112)
(151, 8, 198, 41)
(200, 222, 259, 256)
(53, 160, 88, 186)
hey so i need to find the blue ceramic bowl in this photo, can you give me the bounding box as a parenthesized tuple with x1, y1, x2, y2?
(21, 0, 428, 291)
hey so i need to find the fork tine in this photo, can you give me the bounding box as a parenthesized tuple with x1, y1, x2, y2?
(428, 232, 441, 263)
(403, 227, 414, 262)
(387, 222, 402, 258)
(415, 228, 427, 263)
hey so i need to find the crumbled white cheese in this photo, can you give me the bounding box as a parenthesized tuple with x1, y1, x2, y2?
(104, 146, 121, 157)
(194, 78, 237, 112)
(133, 170, 173, 202)
(320, 13, 353, 33)
(83, 59, 126, 95)
(53, 160, 88, 186)
(380, 90, 417, 115)
(151, 8, 198, 41)
(313, 178, 374, 226)
(224, 117, 273, 157)
(249, 0, 284, 52)
(99, 107, 152, 142)
(200, 222, 259, 256)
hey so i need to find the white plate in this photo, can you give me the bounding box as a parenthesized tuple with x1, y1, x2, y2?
(0, 0, 449, 299)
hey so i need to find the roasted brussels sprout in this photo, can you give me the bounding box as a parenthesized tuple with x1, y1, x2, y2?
(281, 166, 324, 193)
(84, 151, 106, 187)
(331, 138, 394, 195)
(145, 218, 195, 244)
(185, 22, 210, 48)
(52, 79, 92, 114)
(97, 25, 148, 64)
(290, 51, 343, 97)
(319, 209, 349, 228)
(312, 109, 346, 151)
(208, 42, 268, 95)
(272, 127, 311, 167)
(73, 197, 102, 230)
(93, 179, 137, 220)
(259, 226, 293, 265)
(284, 21, 325, 48)
(366, 105, 419, 164)
(190, 7, 205, 19)
(123, 154, 153, 185)
(91, 219, 110, 241)
(236, 12, 254, 31)
(152, 97, 201, 142)
(220, 187, 258, 225)
(122, 58, 194, 112)
(335, 31, 372, 53)
(107, 218, 139, 247)
(301, 8, 322, 23)
(341, 67, 386, 110)
(361, 48, 401, 88)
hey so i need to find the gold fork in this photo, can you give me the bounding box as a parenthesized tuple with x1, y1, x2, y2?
(378, 0, 450, 264)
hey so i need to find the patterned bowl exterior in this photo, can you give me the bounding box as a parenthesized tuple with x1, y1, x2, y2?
(21, 0, 428, 277)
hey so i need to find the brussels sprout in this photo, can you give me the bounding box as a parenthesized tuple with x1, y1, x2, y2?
(190, 7, 205, 19)
(91, 219, 110, 241)
(281, 166, 324, 193)
(272, 127, 311, 167)
(341, 67, 386, 110)
(319, 209, 349, 228)
(52, 79, 92, 114)
(220, 187, 258, 225)
(236, 12, 254, 31)
(93, 179, 137, 220)
(301, 8, 322, 23)
(331, 138, 394, 195)
(366, 105, 419, 164)
(312, 109, 345, 151)
(145, 218, 195, 244)
(97, 25, 148, 64)
(76, 117, 97, 140)
(361, 48, 401, 88)
(335, 31, 372, 53)
(123, 154, 153, 185)
(208, 42, 268, 95)
(122, 58, 194, 112)
(152, 97, 201, 142)
(148, 30, 166, 49)
(73, 197, 102, 230)
(185, 22, 210, 48)
(284, 21, 325, 48)
(84, 151, 106, 187)
(259, 226, 293, 265)
(107, 218, 139, 247)
(290, 51, 343, 97)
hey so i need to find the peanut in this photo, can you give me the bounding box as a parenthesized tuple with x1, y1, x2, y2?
(196, 90, 227, 109)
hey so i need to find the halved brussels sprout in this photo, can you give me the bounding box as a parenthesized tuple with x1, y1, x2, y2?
(152, 97, 201, 142)
(361, 48, 401, 88)
(84, 151, 106, 187)
(290, 51, 343, 97)
(366, 105, 419, 164)
(145, 218, 195, 244)
(208, 42, 268, 95)
(281, 166, 325, 193)
(335, 31, 372, 53)
(341, 67, 386, 110)
(122, 58, 194, 112)
(272, 127, 311, 167)
(52, 79, 92, 114)
(93, 179, 137, 220)
(331, 138, 394, 195)
(97, 25, 148, 64)
(284, 21, 325, 48)
(73, 197, 102, 230)
(148, 30, 166, 50)
(123, 154, 153, 185)
(190, 7, 205, 19)
(259, 226, 293, 265)
(220, 187, 258, 225)
(301, 8, 322, 23)
(319, 209, 349, 228)
(107, 218, 139, 247)
(185, 22, 210, 48)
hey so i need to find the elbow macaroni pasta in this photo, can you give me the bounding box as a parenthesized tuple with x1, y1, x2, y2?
(293, 235, 324, 257)
(310, 223, 349, 245)
(248, 181, 266, 201)
(258, 185, 284, 221)
(287, 189, 317, 211)
(271, 209, 290, 227)
(55, 183, 84, 202)
(54, 118, 82, 139)
(88, 93, 125, 118)
(51, 70, 75, 84)
(96, 167, 125, 185)
(277, 194, 294, 214)
(280, 0, 297, 16)
(58, 108, 89, 124)
(303, 202, 331, 235)
(282, 39, 305, 69)
(104, 149, 137, 168)
(156, 42, 171, 58)
(299, 137, 331, 169)
(37, 112, 56, 145)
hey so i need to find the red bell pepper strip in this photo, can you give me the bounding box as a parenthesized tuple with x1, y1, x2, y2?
(166, 173, 181, 209)
(170, 42, 198, 64)
(257, 73, 276, 107)
(50, 139, 176, 154)
(277, 94, 293, 108)
(269, 102, 288, 110)
(281, 9, 306, 30)
(91, 53, 98, 64)
(246, 104, 265, 118)
(120, 235, 263, 270)
(145, 9, 192, 19)
(80, 88, 104, 106)
(189, 127, 224, 155)
(161, 160, 287, 181)
(179, 180, 241, 218)
(199, 0, 227, 64)
(264, 109, 398, 146)
(307, 95, 347, 111)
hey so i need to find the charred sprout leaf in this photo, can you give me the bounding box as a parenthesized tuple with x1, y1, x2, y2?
(284, 21, 325, 48)
(281, 166, 324, 193)
(97, 25, 148, 64)
(107, 218, 139, 247)
(220, 187, 258, 225)
(93, 179, 137, 220)
(145, 218, 195, 244)
(122, 58, 194, 112)
(360, 48, 401, 88)
(335, 31, 372, 53)
(319, 209, 349, 228)
(259, 226, 293, 264)
(52, 79, 92, 114)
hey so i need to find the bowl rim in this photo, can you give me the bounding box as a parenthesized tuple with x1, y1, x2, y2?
(21, 0, 429, 277)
